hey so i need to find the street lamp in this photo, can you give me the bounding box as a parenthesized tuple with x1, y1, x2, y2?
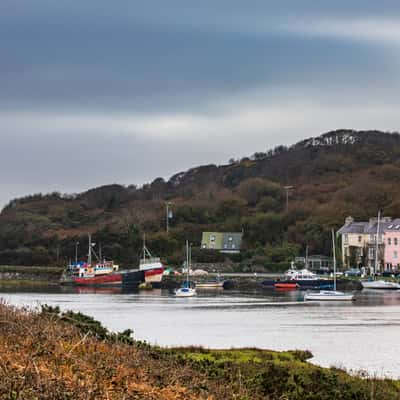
(75, 242, 79, 264)
(284, 186, 294, 213)
(166, 202, 173, 233)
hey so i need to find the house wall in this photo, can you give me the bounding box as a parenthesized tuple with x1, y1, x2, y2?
(384, 231, 400, 269)
(341, 233, 369, 267)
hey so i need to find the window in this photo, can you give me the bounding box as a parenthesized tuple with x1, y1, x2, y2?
(344, 234, 348, 243)
(228, 236, 233, 241)
(388, 238, 392, 245)
(394, 251, 398, 259)
(396, 225, 400, 229)
(224, 244, 227, 249)
(389, 224, 394, 229)
(395, 238, 398, 246)
(232, 244, 236, 249)
(210, 235, 215, 242)
(358, 236, 362, 243)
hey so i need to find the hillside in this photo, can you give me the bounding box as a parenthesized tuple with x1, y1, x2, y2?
(2, 129, 400, 269)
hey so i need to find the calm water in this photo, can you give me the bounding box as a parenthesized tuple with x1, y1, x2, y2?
(2, 286, 400, 378)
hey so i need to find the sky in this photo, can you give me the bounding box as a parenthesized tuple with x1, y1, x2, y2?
(2, 1, 400, 207)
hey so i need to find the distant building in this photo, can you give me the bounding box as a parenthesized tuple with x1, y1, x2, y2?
(383, 219, 400, 270)
(201, 232, 243, 253)
(337, 216, 392, 270)
(295, 255, 333, 271)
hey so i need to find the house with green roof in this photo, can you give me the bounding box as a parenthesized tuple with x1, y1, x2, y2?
(201, 232, 243, 254)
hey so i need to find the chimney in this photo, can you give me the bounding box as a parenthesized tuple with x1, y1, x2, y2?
(369, 217, 378, 228)
(345, 216, 354, 226)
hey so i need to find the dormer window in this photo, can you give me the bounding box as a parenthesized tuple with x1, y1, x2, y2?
(389, 225, 394, 229)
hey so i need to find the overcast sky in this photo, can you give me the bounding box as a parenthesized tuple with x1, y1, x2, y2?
(2, 1, 400, 207)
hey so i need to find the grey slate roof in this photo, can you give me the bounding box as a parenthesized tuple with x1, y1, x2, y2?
(384, 218, 400, 231)
(337, 222, 369, 234)
(338, 219, 398, 235)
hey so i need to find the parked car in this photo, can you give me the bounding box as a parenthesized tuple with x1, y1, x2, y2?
(344, 268, 361, 277)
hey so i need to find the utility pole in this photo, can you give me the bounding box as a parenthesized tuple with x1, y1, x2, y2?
(284, 186, 293, 212)
(75, 241, 79, 264)
(166, 202, 172, 233)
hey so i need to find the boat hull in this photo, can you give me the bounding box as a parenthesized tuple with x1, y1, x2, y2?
(175, 287, 197, 297)
(361, 280, 400, 290)
(304, 290, 355, 301)
(274, 282, 298, 289)
(263, 279, 333, 289)
(195, 281, 225, 288)
(73, 269, 144, 287)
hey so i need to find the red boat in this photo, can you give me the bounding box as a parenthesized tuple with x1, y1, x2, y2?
(73, 272, 122, 286)
(274, 282, 299, 289)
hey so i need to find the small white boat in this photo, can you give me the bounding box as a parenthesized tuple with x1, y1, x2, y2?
(174, 287, 197, 297)
(175, 241, 197, 298)
(361, 280, 400, 290)
(305, 229, 355, 302)
(304, 290, 355, 301)
(195, 280, 224, 288)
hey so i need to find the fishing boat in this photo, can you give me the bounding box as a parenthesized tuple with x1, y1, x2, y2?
(72, 235, 144, 287)
(361, 211, 400, 290)
(139, 236, 164, 288)
(175, 241, 196, 297)
(305, 230, 355, 301)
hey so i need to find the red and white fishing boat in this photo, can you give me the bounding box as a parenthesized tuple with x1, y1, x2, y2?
(71, 235, 144, 287)
(139, 238, 164, 288)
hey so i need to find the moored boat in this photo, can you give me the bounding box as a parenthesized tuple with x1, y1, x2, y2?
(304, 290, 355, 301)
(361, 280, 400, 290)
(139, 237, 164, 288)
(274, 282, 299, 289)
(175, 241, 196, 297)
(304, 229, 355, 302)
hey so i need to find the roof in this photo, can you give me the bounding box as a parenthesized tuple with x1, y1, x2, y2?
(337, 222, 369, 234)
(383, 218, 400, 232)
(338, 219, 397, 235)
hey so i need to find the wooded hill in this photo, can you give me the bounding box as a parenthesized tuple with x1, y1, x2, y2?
(2, 129, 400, 270)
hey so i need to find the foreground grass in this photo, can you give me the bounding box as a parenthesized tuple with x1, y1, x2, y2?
(0, 303, 399, 399)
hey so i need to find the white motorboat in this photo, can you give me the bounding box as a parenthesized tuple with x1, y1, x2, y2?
(175, 241, 197, 298)
(305, 229, 355, 302)
(361, 280, 400, 290)
(304, 290, 355, 301)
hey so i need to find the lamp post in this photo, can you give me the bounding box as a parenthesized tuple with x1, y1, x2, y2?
(75, 241, 79, 264)
(166, 202, 172, 233)
(284, 186, 293, 213)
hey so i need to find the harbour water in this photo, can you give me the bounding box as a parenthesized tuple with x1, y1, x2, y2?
(2, 286, 400, 378)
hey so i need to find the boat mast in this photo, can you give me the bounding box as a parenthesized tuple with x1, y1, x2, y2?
(143, 234, 146, 262)
(331, 229, 336, 291)
(374, 210, 381, 278)
(186, 240, 189, 282)
(88, 234, 92, 266)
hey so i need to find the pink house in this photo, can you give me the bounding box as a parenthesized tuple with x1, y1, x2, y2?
(384, 219, 400, 270)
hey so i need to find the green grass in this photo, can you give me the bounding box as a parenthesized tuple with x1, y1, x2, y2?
(0, 265, 64, 274)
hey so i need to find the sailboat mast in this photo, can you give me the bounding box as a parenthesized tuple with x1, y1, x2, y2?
(332, 229, 336, 291)
(88, 234, 92, 266)
(186, 240, 189, 282)
(375, 211, 381, 277)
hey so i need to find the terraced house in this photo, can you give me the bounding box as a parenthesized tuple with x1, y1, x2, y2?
(338, 216, 394, 271)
